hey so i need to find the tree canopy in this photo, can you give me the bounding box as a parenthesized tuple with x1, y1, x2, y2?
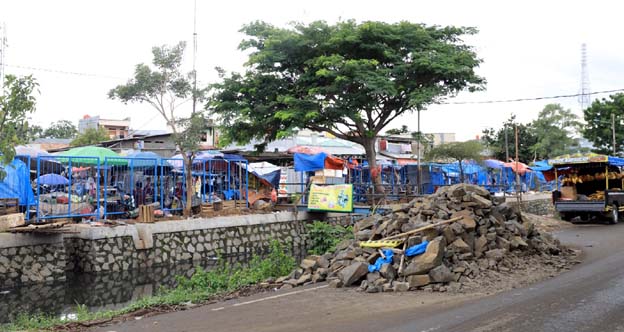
(426, 140, 483, 182)
(481, 115, 538, 163)
(44, 120, 77, 139)
(530, 104, 581, 159)
(583, 93, 624, 155)
(109, 42, 206, 216)
(70, 127, 109, 147)
(0, 74, 38, 179)
(210, 20, 484, 191)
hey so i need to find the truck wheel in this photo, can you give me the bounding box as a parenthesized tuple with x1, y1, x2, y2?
(560, 212, 573, 222)
(611, 204, 620, 224)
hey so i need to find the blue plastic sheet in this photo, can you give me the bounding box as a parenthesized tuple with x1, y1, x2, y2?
(294, 152, 327, 172)
(0, 159, 35, 206)
(405, 240, 429, 257)
(368, 248, 394, 273)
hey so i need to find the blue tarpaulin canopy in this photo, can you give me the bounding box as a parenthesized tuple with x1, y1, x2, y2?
(220, 154, 247, 162)
(529, 160, 553, 172)
(0, 159, 35, 206)
(294, 152, 326, 172)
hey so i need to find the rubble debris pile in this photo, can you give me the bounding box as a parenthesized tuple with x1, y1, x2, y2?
(276, 184, 577, 293)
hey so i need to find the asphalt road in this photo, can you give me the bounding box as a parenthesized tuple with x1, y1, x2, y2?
(96, 222, 624, 332)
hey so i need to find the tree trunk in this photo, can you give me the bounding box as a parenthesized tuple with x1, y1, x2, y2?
(458, 159, 465, 183)
(363, 137, 385, 199)
(183, 153, 194, 217)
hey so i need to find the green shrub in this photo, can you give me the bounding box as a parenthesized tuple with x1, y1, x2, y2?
(306, 221, 353, 255)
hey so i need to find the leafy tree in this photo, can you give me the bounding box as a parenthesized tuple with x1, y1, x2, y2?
(385, 125, 409, 135)
(109, 42, 206, 216)
(583, 93, 624, 155)
(426, 140, 483, 182)
(210, 20, 484, 193)
(0, 74, 38, 179)
(44, 120, 77, 139)
(481, 115, 538, 163)
(25, 124, 44, 142)
(70, 127, 109, 146)
(530, 104, 581, 159)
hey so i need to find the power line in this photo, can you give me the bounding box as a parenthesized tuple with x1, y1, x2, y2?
(5, 64, 124, 79)
(442, 88, 624, 105)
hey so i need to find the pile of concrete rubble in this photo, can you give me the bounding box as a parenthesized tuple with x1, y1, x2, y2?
(276, 184, 576, 293)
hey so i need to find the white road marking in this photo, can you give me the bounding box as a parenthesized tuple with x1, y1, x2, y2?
(219, 285, 329, 309)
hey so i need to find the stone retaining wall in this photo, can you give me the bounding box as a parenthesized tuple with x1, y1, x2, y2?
(0, 212, 311, 289)
(507, 198, 554, 216)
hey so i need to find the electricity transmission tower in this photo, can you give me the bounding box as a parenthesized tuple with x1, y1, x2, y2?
(578, 43, 591, 111)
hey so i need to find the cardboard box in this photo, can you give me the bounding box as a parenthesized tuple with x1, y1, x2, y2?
(560, 186, 578, 200)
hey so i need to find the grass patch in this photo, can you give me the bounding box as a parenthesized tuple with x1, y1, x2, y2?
(2, 240, 296, 332)
(306, 221, 354, 255)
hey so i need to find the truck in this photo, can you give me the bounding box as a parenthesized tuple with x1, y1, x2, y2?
(550, 154, 624, 224)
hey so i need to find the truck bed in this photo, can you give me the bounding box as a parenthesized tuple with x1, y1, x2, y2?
(555, 200, 605, 212)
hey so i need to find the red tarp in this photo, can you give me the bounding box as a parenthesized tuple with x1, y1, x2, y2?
(324, 155, 345, 170)
(503, 161, 531, 175)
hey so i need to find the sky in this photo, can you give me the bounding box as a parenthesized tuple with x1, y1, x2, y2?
(2, 0, 624, 141)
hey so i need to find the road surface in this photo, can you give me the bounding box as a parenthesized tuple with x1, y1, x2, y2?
(96, 222, 624, 332)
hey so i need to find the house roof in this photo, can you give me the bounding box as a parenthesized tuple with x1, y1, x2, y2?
(222, 135, 365, 156)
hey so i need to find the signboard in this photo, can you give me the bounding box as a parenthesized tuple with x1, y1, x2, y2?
(549, 153, 608, 166)
(278, 167, 289, 198)
(307, 184, 353, 212)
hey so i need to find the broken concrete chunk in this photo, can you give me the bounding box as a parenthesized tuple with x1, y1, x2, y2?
(429, 264, 454, 283)
(338, 262, 369, 286)
(407, 274, 431, 288)
(403, 237, 445, 276)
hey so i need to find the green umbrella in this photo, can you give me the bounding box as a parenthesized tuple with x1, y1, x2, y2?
(57, 146, 127, 166)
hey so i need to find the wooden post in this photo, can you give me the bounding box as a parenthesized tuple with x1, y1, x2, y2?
(515, 125, 522, 212)
(606, 166, 609, 190)
(555, 168, 559, 190)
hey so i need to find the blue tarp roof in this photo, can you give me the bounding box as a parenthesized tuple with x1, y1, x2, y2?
(529, 160, 553, 172)
(220, 154, 247, 162)
(609, 156, 624, 167)
(0, 159, 35, 206)
(294, 153, 326, 172)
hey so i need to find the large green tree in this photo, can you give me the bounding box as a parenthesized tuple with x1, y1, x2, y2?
(481, 115, 538, 163)
(210, 20, 485, 192)
(583, 93, 624, 154)
(109, 42, 206, 216)
(426, 140, 483, 182)
(0, 74, 38, 179)
(44, 120, 77, 139)
(70, 127, 109, 146)
(530, 104, 581, 159)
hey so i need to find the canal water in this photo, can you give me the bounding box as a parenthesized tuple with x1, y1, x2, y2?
(0, 252, 282, 324)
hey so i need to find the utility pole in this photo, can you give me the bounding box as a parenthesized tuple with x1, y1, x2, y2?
(613, 113, 616, 155)
(504, 124, 509, 162)
(191, 0, 198, 116)
(515, 125, 522, 211)
(416, 109, 421, 195)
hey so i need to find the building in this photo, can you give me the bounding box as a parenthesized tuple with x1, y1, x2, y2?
(99, 126, 220, 157)
(378, 132, 456, 164)
(78, 115, 130, 139)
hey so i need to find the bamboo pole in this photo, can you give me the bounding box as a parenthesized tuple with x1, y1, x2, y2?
(380, 216, 462, 241)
